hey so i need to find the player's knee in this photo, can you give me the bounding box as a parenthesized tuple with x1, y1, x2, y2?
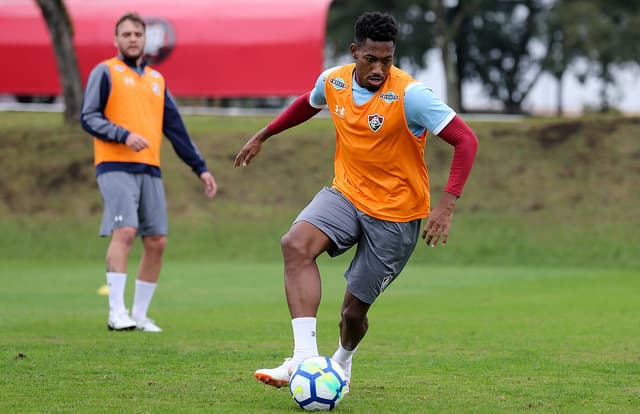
(144, 235, 167, 255)
(341, 306, 367, 327)
(280, 231, 310, 261)
(113, 227, 136, 247)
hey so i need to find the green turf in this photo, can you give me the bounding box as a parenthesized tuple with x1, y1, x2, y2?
(1, 260, 638, 413)
(1, 112, 639, 412)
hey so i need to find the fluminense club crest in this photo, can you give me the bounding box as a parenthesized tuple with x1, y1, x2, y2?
(368, 113, 384, 132)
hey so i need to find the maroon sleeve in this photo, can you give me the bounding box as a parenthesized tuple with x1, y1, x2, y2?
(436, 115, 478, 197)
(266, 92, 322, 135)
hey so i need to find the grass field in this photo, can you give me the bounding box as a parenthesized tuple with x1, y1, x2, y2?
(1, 112, 639, 412)
(1, 259, 638, 413)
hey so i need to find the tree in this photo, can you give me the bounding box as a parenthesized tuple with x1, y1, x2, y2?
(459, 0, 549, 114)
(540, 1, 589, 116)
(432, 0, 482, 111)
(35, 0, 82, 124)
(569, 0, 640, 112)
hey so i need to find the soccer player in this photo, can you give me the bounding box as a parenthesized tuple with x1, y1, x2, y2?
(81, 13, 217, 332)
(234, 11, 478, 387)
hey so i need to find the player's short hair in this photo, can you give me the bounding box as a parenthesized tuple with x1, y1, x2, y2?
(354, 11, 398, 45)
(115, 12, 146, 35)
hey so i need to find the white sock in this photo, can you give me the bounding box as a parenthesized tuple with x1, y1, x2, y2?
(332, 338, 358, 366)
(106, 272, 127, 314)
(131, 279, 157, 321)
(291, 317, 319, 363)
(332, 338, 357, 379)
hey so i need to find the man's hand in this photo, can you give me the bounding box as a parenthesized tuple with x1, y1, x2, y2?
(233, 127, 270, 167)
(422, 192, 458, 247)
(199, 171, 217, 198)
(125, 132, 149, 152)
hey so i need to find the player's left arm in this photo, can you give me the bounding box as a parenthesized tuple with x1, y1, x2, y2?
(163, 88, 217, 198)
(436, 115, 479, 198)
(404, 83, 478, 247)
(423, 115, 478, 247)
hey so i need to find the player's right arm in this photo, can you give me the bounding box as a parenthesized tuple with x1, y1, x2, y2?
(80, 64, 148, 151)
(233, 68, 335, 168)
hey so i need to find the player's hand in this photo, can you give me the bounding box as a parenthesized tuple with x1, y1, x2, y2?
(234, 127, 270, 167)
(125, 132, 150, 152)
(422, 192, 457, 247)
(199, 171, 217, 199)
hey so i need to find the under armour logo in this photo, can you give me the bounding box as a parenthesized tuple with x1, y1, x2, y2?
(114, 215, 124, 222)
(380, 275, 393, 291)
(311, 331, 316, 337)
(124, 76, 134, 86)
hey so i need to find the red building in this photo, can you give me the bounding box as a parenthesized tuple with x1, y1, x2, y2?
(0, 0, 332, 100)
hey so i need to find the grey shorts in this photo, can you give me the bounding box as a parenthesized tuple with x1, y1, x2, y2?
(294, 187, 421, 304)
(96, 171, 168, 237)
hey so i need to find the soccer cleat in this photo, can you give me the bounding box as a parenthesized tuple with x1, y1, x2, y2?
(133, 317, 162, 333)
(333, 358, 351, 395)
(107, 310, 137, 331)
(254, 358, 297, 388)
(341, 376, 350, 396)
(337, 358, 352, 382)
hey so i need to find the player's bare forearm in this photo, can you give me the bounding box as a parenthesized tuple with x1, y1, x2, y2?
(421, 191, 458, 247)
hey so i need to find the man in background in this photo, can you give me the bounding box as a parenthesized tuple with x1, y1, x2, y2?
(81, 12, 217, 332)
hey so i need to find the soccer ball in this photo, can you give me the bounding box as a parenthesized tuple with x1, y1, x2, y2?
(289, 356, 348, 411)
